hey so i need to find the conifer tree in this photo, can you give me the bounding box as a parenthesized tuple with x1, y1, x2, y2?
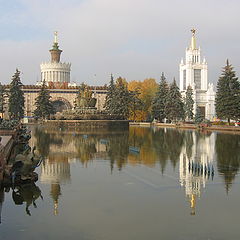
(194, 107, 204, 124)
(165, 78, 184, 122)
(8, 69, 25, 120)
(215, 60, 240, 124)
(184, 85, 194, 120)
(0, 82, 6, 117)
(129, 89, 143, 121)
(33, 80, 55, 119)
(114, 77, 131, 119)
(105, 74, 117, 115)
(152, 72, 169, 122)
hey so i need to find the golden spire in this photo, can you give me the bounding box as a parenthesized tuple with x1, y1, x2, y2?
(190, 28, 197, 50)
(54, 200, 59, 216)
(190, 194, 196, 215)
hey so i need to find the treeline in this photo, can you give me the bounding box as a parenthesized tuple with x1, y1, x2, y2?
(106, 60, 240, 123)
(0, 69, 55, 121)
(105, 73, 195, 122)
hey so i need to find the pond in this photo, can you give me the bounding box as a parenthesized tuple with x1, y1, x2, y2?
(0, 126, 240, 240)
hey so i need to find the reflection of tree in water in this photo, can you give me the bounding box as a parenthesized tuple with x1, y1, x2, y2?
(164, 129, 184, 168)
(152, 129, 170, 173)
(35, 127, 67, 158)
(129, 127, 158, 167)
(74, 136, 97, 165)
(35, 127, 51, 157)
(107, 132, 129, 171)
(129, 127, 185, 172)
(73, 131, 129, 171)
(215, 133, 240, 192)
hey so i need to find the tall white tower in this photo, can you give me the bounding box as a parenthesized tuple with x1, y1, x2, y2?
(40, 32, 71, 84)
(179, 29, 215, 120)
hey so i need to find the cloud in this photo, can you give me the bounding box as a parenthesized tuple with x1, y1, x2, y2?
(0, 0, 240, 85)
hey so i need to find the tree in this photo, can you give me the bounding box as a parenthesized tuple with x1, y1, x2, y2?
(194, 107, 204, 124)
(128, 78, 158, 121)
(165, 78, 184, 122)
(105, 74, 117, 115)
(8, 69, 25, 120)
(215, 60, 240, 124)
(0, 82, 6, 117)
(128, 89, 143, 121)
(152, 72, 169, 122)
(114, 77, 131, 119)
(33, 80, 55, 119)
(184, 85, 194, 120)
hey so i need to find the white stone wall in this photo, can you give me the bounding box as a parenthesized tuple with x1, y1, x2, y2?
(23, 88, 107, 117)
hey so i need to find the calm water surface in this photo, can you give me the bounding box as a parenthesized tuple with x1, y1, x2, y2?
(0, 126, 240, 240)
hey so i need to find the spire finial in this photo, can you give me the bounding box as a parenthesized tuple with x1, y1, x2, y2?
(191, 28, 196, 36)
(190, 28, 197, 50)
(54, 31, 58, 44)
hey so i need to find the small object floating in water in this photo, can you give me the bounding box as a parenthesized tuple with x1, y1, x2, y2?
(129, 146, 140, 153)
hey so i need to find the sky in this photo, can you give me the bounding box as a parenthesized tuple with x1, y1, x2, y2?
(0, 0, 239, 86)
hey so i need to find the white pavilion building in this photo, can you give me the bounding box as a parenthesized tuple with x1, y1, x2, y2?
(40, 32, 72, 84)
(179, 29, 215, 120)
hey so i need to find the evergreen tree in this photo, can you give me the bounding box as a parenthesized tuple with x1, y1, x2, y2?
(152, 72, 169, 122)
(105, 74, 117, 115)
(0, 82, 6, 117)
(129, 89, 143, 121)
(194, 107, 204, 124)
(165, 78, 184, 122)
(8, 69, 25, 120)
(215, 60, 240, 124)
(114, 77, 131, 119)
(33, 80, 55, 119)
(184, 85, 194, 120)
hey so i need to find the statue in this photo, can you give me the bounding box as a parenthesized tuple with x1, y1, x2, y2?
(74, 83, 97, 109)
(11, 146, 43, 182)
(54, 31, 58, 43)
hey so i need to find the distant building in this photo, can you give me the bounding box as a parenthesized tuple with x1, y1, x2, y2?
(179, 29, 215, 120)
(23, 32, 107, 117)
(39, 31, 71, 85)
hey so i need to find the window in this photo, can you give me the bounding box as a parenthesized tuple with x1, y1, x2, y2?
(183, 70, 186, 90)
(194, 69, 201, 89)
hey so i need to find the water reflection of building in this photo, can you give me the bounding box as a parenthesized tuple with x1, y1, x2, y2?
(179, 132, 215, 215)
(41, 158, 71, 184)
(37, 129, 111, 214)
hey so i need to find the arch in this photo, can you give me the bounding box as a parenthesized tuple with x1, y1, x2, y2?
(51, 97, 72, 113)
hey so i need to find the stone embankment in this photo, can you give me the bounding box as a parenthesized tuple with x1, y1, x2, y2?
(130, 122, 240, 133)
(0, 131, 16, 185)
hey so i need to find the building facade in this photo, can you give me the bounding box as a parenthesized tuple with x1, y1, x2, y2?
(179, 30, 215, 120)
